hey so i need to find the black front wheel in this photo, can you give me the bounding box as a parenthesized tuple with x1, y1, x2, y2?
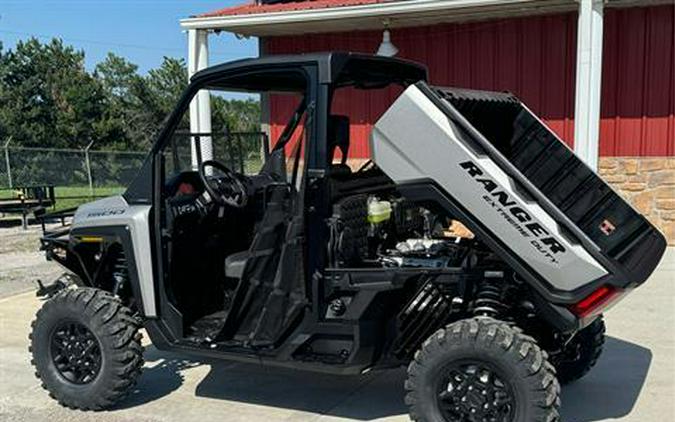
(405, 317, 560, 422)
(29, 288, 144, 410)
(49, 320, 102, 385)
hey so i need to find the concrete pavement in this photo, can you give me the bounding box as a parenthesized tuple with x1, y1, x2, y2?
(0, 249, 673, 422)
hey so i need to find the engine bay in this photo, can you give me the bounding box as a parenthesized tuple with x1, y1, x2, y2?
(327, 192, 474, 271)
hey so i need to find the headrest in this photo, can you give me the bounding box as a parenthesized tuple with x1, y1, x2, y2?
(327, 115, 350, 165)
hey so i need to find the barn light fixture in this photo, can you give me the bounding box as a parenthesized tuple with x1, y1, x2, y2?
(376, 21, 398, 57)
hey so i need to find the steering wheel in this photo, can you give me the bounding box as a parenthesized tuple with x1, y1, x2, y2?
(198, 160, 249, 208)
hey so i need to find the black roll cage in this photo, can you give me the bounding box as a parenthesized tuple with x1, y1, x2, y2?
(103, 53, 601, 373)
(132, 52, 427, 336)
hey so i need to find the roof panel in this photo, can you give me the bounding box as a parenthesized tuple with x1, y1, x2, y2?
(199, 0, 388, 17)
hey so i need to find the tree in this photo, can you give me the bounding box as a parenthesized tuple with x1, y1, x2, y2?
(213, 97, 261, 133)
(0, 38, 261, 153)
(0, 38, 108, 149)
(95, 53, 140, 98)
(95, 53, 148, 150)
(97, 55, 189, 149)
(133, 57, 189, 147)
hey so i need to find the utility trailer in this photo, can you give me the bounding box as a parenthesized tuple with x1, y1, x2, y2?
(28, 53, 665, 422)
(0, 185, 56, 229)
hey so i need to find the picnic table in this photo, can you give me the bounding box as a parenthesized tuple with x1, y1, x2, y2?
(0, 185, 56, 229)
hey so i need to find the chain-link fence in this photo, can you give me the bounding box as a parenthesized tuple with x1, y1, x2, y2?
(3, 147, 147, 189)
(0, 131, 269, 210)
(171, 130, 269, 176)
(0, 147, 10, 189)
(0, 145, 146, 209)
(213, 132, 269, 175)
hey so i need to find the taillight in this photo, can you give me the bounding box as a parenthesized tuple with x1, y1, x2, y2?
(570, 285, 623, 319)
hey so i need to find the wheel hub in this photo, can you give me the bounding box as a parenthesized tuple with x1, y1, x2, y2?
(50, 321, 102, 384)
(437, 362, 514, 422)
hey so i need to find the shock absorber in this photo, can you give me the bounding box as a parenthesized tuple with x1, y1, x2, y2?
(111, 250, 128, 297)
(473, 272, 507, 318)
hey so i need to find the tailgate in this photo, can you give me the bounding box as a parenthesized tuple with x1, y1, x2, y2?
(371, 82, 666, 303)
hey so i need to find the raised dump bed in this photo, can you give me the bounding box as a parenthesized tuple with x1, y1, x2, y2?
(371, 82, 666, 303)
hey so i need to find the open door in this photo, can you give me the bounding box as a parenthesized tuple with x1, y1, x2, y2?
(217, 97, 311, 348)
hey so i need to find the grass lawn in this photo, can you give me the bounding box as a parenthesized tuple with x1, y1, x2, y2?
(0, 185, 125, 213)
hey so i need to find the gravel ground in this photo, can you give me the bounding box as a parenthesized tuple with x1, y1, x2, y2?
(0, 221, 673, 422)
(0, 224, 63, 298)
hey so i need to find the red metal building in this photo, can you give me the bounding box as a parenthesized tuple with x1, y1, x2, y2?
(182, 0, 674, 242)
(263, 5, 674, 158)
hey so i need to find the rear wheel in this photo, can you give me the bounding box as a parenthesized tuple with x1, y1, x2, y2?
(29, 288, 144, 410)
(405, 317, 560, 422)
(552, 316, 605, 384)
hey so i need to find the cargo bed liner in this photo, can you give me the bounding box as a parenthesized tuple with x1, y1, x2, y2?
(371, 82, 666, 303)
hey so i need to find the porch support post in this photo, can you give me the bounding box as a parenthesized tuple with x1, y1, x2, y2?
(259, 38, 271, 149)
(187, 29, 213, 169)
(573, 0, 604, 171)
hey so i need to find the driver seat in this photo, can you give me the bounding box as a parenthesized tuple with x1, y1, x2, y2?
(224, 251, 248, 279)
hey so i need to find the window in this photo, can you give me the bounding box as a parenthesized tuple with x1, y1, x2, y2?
(162, 88, 265, 181)
(327, 84, 405, 169)
(159, 68, 311, 196)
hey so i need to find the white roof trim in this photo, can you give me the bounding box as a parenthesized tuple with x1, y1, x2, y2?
(180, 0, 565, 31)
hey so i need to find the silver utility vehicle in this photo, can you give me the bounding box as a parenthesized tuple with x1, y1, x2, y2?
(31, 53, 666, 422)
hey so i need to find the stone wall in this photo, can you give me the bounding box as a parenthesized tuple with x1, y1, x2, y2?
(599, 157, 675, 245)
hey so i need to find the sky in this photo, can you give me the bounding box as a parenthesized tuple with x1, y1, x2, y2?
(0, 0, 258, 73)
